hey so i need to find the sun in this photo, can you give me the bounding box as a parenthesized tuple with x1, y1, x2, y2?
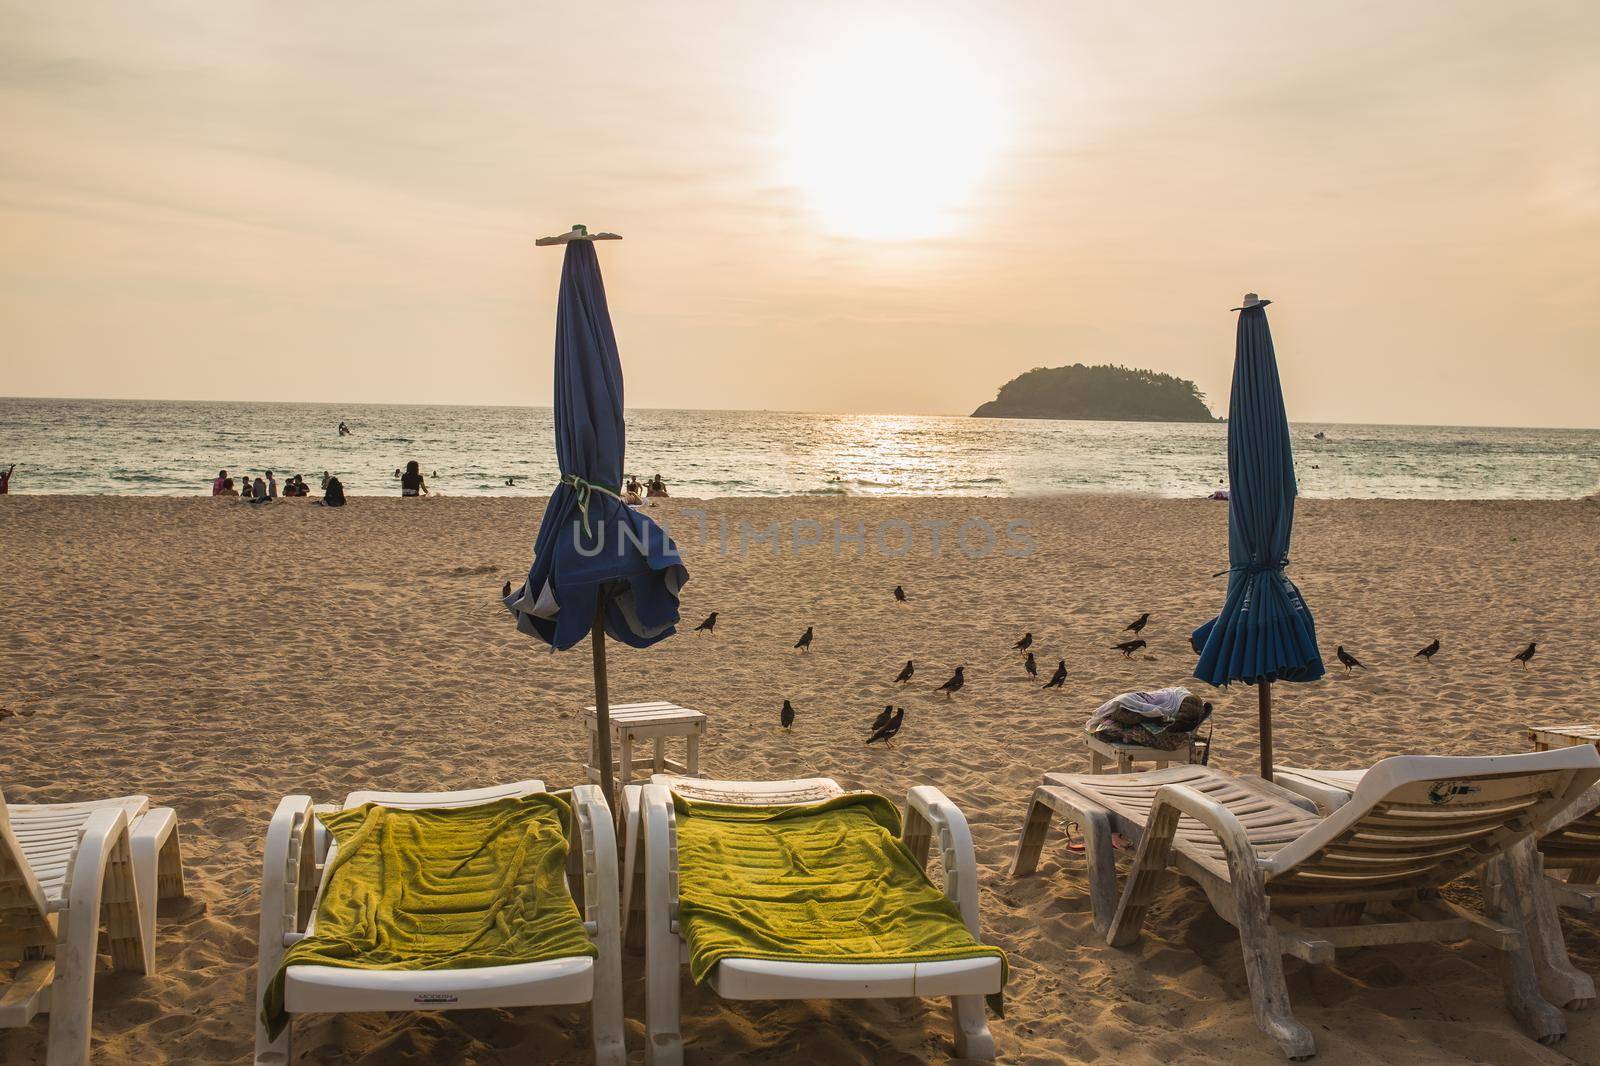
(778, 21, 1009, 241)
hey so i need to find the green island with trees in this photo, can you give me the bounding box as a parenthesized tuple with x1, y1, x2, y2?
(972, 363, 1219, 423)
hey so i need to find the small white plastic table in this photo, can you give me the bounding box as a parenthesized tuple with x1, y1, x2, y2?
(584, 700, 707, 795)
(1528, 724, 1600, 751)
(1084, 731, 1200, 774)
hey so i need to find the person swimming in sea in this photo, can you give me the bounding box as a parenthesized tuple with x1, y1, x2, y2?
(338, 421, 351, 436)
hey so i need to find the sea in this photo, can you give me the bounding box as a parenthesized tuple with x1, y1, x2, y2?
(1, 397, 1596, 500)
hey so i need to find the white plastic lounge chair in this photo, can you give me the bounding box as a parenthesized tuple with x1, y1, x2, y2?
(253, 780, 623, 1066)
(1274, 759, 1600, 1009)
(625, 774, 1002, 1064)
(1, 788, 186, 1066)
(1011, 749, 1600, 1059)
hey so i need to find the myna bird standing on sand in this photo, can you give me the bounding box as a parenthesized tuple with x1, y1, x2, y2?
(936, 666, 965, 698)
(795, 626, 813, 652)
(1013, 632, 1033, 654)
(1416, 639, 1440, 662)
(1024, 651, 1037, 678)
(502, 580, 512, 599)
(1113, 639, 1147, 657)
(780, 700, 795, 729)
(1513, 642, 1537, 669)
(871, 704, 894, 731)
(694, 612, 717, 633)
(894, 585, 907, 602)
(1124, 612, 1150, 635)
(1336, 646, 1364, 671)
(868, 708, 904, 745)
(1044, 659, 1067, 688)
(895, 660, 915, 684)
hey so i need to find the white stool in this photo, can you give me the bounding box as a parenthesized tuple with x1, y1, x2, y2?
(1084, 731, 1200, 774)
(584, 700, 707, 796)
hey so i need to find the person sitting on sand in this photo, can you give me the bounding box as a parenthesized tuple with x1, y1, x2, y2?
(217, 477, 238, 497)
(400, 460, 429, 498)
(251, 474, 269, 502)
(622, 475, 644, 505)
(647, 474, 668, 499)
(240, 474, 253, 499)
(318, 476, 346, 507)
(212, 469, 228, 496)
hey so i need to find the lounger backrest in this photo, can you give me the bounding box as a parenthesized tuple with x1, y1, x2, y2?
(0, 787, 55, 950)
(1263, 749, 1600, 894)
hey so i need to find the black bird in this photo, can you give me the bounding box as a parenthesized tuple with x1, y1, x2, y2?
(936, 666, 966, 699)
(1044, 659, 1067, 688)
(1416, 639, 1440, 662)
(868, 708, 904, 745)
(694, 612, 718, 633)
(1024, 651, 1037, 678)
(501, 580, 512, 599)
(1113, 639, 1147, 657)
(1013, 632, 1033, 654)
(871, 704, 894, 731)
(1125, 612, 1150, 634)
(1335, 646, 1364, 671)
(894, 585, 907, 602)
(795, 626, 814, 652)
(1513, 642, 1537, 669)
(895, 659, 915, 684)
(780, 700, 795, 729)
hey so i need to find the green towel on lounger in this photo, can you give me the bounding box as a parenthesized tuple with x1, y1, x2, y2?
(672, 791, 1007, 1010)
(261, 793, 596, 1039)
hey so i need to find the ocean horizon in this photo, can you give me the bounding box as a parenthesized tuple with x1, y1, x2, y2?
(2, 395, 1597, 500)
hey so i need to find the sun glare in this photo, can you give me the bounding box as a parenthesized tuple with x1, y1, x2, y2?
(778, 21, 1009, 241)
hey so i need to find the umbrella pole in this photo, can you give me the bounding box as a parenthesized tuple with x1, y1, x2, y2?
(592, 599, 615, 811)
(1258, 680, 1273, 779)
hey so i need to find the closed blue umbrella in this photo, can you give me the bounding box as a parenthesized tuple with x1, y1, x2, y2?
(506, 226, 688, 807)
(1191, 294, 1323, 778)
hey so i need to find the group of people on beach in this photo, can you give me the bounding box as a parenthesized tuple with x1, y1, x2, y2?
(212, 469, 345, 506)
(623, 473, 669, 504)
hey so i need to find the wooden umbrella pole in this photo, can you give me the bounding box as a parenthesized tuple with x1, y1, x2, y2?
(592, 599, 615, 811)
(1258, 680, 1273, 780)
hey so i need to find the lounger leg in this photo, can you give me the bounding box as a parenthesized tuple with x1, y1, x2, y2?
(949, 994, 996, 1061)
(1010, 787, 1055, 876)
(1510, 843, 1595, 1009)
(1234, 883, 1313, 1059)
(1482, 852, 1567, 1046)
(1107, 802, 1178, 948)
(1078, 811, 1119, 938)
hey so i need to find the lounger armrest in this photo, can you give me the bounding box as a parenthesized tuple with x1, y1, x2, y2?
(569, 785, 620, 939)
(1149, 783, 1267, 878)
(258, 797, 316, 959)
(1271, 771, 1352, 814)
(903, 786, 983, 939)
(65, 808, 130, 914)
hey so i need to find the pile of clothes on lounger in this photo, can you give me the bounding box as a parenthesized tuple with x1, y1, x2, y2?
(1087, 687, 1212, 751)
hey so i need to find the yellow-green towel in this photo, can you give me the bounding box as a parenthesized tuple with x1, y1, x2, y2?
(672, 792, 1006, 1004)
(261, 793, 596, 1038)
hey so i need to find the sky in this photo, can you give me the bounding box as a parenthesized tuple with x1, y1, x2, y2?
(1, 1, 1596, 427)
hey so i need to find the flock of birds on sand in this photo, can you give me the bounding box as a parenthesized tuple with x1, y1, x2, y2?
(496, 579, 1543, 748)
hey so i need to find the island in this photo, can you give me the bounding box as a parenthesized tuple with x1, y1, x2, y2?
(972, 363, 1219, 423)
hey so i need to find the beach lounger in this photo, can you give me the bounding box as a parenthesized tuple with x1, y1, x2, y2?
(252, 780, 623, 1065)
(626, 774, 1004, 1064)
(1011, 749, 1600, 1059)
(1, 788, 187, 1066)
(1274, 758, 1600, 1008)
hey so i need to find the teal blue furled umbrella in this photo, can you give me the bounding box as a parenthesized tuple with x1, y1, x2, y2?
(1191, 294, 1323, 778)
(506, 225, 688, 809)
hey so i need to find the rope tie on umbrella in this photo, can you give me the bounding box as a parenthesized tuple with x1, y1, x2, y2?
(1213, 558, 1290, 579)
(561, 474, 624, 537)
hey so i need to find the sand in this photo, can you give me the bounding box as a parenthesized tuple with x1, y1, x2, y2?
(2, 493, 1599, 1065)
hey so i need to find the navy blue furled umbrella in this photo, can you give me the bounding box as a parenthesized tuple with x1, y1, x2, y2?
(505, 225, 688, 808)
(1191, 294, 1323, 779)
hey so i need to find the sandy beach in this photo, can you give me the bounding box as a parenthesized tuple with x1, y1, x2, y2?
(3, 492, 1599, 1065)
